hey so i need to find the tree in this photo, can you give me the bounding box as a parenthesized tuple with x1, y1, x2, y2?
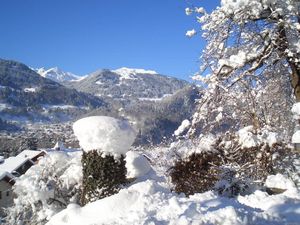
(174, 1, 300, 194)
(186, 0, 298, 136)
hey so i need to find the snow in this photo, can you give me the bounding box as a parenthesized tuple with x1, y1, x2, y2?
(36, 67, 80, 82)
(42, 104, 89, 110)
(16, 150, 46, 160)
(0, 156, 33, 175)
(219, 51, 247, 68)
(197, 134, 216, 152)
(7, 141, 297, 225)
(112, 67, 158, 80)
(0, 103, 11, 111)
(238, 126, 279, 148)
(47, 176, 300, 225)
(195, 7, 205, 14)
(174, 119, 190, 136)
(216, 112, 223, 122)
(186, 29, 196, 37)
(139, 94, 172, 102)
(291, 102, 300, 120)
(185, 7, 193, 16)
(72, 116, 136, 156)
(95, 80, 103, 85)
(53, 141, 65, 150)
(12, 151, 82, 222)
(125, 151, 151, 178)
(220, 0, 261, 15)
(23, 87, 37, 93)
(292, 130, 300, 143)
(265, 174, 297, 192)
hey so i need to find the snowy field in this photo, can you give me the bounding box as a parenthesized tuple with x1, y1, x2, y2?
(46, 148, 300, 225)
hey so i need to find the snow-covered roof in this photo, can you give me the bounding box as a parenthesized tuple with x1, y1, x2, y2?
(0, 150, 46, 180)
(16, 150, 46, 160)
(0, 156, 33, 175)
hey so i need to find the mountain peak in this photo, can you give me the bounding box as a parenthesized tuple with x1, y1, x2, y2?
(35, 67, 80, 83)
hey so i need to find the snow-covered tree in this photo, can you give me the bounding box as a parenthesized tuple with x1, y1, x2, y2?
(186, 0, 298, 136)
(6, 151, 82, 225)
(172, 0, 300, 196)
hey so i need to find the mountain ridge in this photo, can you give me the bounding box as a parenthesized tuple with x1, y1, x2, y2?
(66, 67, 188, 100)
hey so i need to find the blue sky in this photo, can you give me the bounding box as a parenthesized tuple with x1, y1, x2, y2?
(0, 0, 219, 80)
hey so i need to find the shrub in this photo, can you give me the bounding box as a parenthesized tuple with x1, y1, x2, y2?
(80, 150, 127, 205)
(169, 151, 221, 196)
(169, 131, 293, 197)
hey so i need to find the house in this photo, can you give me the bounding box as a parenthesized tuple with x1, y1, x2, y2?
(0, 172, 15, 211)
(0, 149, 47, 214)
(53, 141, 65, 151)
(0, 157, 35, 178)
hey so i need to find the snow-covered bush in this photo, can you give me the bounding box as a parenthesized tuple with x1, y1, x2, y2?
(73, 116, 136, 205)
(5, 151, 82, 225)
(169, 151, 221, 196)
(214, 165, 251, 198)
(170, 126, 293, 197)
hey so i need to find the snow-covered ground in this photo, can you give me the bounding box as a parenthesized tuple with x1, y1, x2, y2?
(11, 116, 300, 225)
(46, 146, 300, 225)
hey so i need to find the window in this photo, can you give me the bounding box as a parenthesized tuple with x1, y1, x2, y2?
(0, 191, 2, 199)
(6, 191, 9, 197)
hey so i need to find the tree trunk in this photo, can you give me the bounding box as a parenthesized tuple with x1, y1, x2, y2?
(277, 24, 300, 102)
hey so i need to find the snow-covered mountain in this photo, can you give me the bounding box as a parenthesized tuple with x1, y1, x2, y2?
(0, 60, 197, 147)
(112, 67, 158, 80)
(35, 67, 81, 83)
(0, 59, 105, 124)
(66, 67, 188, 100)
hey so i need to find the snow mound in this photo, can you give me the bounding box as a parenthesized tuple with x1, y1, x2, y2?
(265, 174, 297, 192)
(73, 116, 136, 156)
(125, 151, 151, 178)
